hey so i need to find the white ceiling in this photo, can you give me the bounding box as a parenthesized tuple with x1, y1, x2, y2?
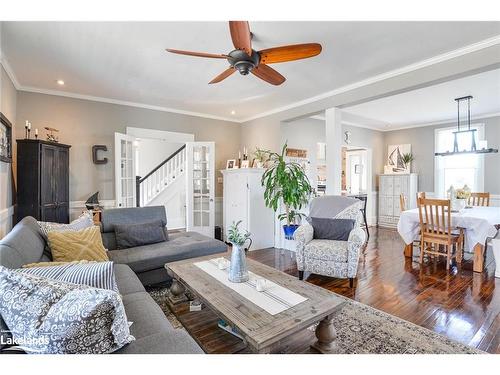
(2, 21, 500, 121)
(343, 68, 500, 130)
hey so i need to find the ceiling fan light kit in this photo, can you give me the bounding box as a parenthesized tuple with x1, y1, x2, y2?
(166, 21, 322, 85)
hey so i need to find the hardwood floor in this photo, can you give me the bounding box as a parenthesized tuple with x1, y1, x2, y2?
(171, 227, 499, 353)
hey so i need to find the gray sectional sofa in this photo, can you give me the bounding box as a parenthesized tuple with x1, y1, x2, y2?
(0, 206, 227, 354)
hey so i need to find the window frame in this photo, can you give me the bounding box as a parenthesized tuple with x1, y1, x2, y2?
(434, 123, 485, 197)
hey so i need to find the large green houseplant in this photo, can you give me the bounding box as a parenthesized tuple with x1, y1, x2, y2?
(259, 143, 312, 240)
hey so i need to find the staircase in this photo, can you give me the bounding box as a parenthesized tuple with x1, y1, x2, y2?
(136, 145, 186, 207)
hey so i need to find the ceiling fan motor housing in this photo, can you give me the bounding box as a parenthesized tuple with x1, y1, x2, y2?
(228, 49, 260, 75)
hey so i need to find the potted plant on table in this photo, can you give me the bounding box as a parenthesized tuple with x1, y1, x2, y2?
(227, 221, 252, 283)
(259, 143, 312, 240)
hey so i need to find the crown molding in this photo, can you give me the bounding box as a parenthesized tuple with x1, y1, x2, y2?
(382, 111, 500, 132)
(238, 34, 500, 123)
(0, 55, 21, 90)
(2, 34, 500, 126)
(18, 86, 240, 123)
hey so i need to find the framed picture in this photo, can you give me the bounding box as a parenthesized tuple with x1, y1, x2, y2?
(241, 160, 250, 168)
(387, 144, 411, 173)
(0, 113, 13, 163)
(226, 159, 237, 169)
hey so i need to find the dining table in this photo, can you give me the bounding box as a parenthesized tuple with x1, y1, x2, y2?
(397, 206, 500, 272)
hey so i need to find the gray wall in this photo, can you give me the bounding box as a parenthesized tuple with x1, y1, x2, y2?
(0, 64, 17, 237)
(383, 116, 500, 194)
(16, 91, 241, 200)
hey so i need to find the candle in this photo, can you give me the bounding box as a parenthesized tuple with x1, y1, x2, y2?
(28, 123, 31, 130)
(238, 151, 241, 159)
(25, 120, 29, 128)
(35, 129, 38, 136)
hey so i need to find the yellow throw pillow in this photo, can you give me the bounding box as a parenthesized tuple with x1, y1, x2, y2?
(22, 260, 92, 268)
(48, 226, 109, 262)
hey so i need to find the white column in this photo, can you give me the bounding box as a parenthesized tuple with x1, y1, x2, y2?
(325, 108, 342, 195)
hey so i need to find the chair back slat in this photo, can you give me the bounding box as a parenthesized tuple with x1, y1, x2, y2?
(418, 198, 452, 239)
(468, 192, 490, 207)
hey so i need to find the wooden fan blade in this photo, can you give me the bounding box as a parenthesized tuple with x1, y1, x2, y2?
(229, 21, 252, 56)
(259, 43, 322, 64)
(166, 49, 228, 59)
(251, 64, 286, 86)
(209, 67, 236, 84)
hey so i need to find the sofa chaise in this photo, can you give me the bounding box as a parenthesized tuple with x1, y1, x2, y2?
(0, 206, 227, 354)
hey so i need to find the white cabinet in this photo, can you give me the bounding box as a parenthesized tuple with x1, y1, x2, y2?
(378, 173, 418, 228)
(222, 168, 275, 250)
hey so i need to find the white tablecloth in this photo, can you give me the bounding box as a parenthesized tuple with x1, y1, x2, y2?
(397, 206, 500, 253)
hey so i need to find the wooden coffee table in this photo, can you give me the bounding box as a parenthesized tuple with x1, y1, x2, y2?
(165, 253, 346, 354)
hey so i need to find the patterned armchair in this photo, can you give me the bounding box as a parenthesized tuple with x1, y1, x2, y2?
(294, 196, 367, 287)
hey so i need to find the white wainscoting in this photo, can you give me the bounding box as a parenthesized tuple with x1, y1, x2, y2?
(424, 192, 500, 207)
(0, 206, 14, 239)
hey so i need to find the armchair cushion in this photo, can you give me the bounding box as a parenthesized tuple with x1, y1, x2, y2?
(304, 240, 348, 262)
(310, 218, 355, 241)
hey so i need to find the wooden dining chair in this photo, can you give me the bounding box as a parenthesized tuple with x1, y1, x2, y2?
(399, 193, 408, 212)
(401, 193, 421, 252)
(418, 198, 464, 270)
(468, 192, 490, 207)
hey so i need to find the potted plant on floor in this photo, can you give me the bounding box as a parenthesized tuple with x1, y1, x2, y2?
(259, 143, 312, 240)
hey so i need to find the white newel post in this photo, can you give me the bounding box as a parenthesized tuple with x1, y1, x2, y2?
(325, 108, 342, 195)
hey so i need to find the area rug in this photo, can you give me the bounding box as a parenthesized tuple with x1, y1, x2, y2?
(146, 286, 482, 354)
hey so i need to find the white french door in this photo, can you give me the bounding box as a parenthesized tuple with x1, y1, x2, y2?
(114, 132, 137, 208)
(186, 142, 215, 237)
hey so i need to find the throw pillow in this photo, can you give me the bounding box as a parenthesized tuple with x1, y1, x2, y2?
(48, 226, 109, 262)
(114, 220, 167, 249)
(22, 260, 90, 268)
(38, 211, 94, 239)
(310, 217, 355, 241)
(18, 261, 118, 293)
(0, 266, 134, 354)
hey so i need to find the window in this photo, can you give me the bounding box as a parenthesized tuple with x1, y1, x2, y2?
(434, 124, 484, 197)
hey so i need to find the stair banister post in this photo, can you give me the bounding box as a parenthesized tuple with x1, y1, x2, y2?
(136, 176, 141, 207)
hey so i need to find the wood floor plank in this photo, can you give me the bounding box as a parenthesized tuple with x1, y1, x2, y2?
(168, 227, 498, 354)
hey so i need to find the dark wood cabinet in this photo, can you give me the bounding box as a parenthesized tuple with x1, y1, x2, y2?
(16, 140, 71, 223)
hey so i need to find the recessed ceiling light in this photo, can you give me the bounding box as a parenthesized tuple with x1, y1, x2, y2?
(56, 80, 65, 86)
(231, 110, 236, 115)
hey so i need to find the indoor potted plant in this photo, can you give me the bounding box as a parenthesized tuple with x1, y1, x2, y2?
(259, 143, 312, 241)
(401, 152, 414, 172)
(227, 220, 252, 283)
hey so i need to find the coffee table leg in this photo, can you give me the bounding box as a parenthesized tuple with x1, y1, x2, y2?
(311, 314, 339, 354)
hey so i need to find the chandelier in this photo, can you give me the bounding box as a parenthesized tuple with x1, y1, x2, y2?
(435, 95, 498, 156)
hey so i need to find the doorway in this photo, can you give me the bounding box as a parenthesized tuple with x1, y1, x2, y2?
(343, 147, 369, 195)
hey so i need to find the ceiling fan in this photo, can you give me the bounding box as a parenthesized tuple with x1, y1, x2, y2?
(166, 21, 322, 86)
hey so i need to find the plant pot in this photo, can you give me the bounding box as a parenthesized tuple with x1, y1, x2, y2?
(228, 244, 249, 283)
(283, 224, 300, 240)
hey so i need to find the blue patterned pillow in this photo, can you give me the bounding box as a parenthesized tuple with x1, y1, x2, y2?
(18, 261, 119, 293)
(0, 266, 134, 354)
